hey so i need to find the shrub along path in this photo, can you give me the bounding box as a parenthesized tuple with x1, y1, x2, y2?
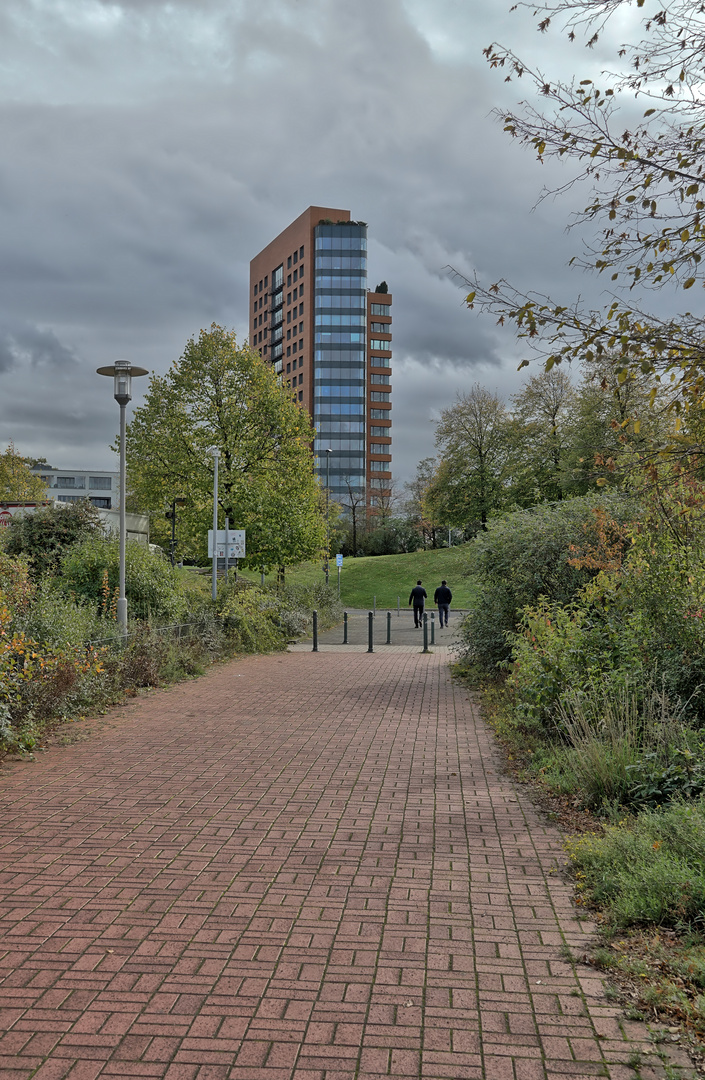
(0, 647, 695, 1079)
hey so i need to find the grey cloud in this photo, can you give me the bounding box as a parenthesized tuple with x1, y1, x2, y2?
(0, 322, 79, 375)
(0, 0, 627, 485)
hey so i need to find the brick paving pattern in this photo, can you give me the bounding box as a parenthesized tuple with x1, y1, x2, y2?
(0, 647, 695, 1079)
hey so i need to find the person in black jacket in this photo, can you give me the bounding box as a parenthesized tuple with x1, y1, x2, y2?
(434, 580, 452, 627)
(408, 580, 427, 628)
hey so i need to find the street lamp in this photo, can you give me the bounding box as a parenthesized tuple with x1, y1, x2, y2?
(96, 359, 148, 634)
(211, 449, 220, 602)
(325, 448, 332, 585)
(165, 498, 187, 566)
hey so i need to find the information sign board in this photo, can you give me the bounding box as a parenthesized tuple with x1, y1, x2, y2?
(207, 529, 246, 559)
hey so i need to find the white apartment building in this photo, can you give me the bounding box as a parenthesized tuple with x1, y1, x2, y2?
(31, 467, 121, 510)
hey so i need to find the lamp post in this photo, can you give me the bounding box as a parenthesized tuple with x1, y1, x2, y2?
(211, 449, 219, 602)
(96, 359, 148, 635)
(166, 498, 187, 566)
(325, 448, 332, 586)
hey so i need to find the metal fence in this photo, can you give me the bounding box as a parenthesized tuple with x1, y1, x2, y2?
(86, 622, 198, 651)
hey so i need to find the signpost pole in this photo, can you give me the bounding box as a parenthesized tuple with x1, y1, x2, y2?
(211, 451, 219, 602)
(335, 554, 343, 600)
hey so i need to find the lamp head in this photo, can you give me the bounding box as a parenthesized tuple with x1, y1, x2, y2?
(96, 359, 148, 405)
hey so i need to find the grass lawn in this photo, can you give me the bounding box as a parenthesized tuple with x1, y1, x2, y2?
(238, 545, 477, 610)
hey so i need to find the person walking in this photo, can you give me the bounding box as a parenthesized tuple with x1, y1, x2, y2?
(434, 579, 452, 628)
(408, 580, 427, 628)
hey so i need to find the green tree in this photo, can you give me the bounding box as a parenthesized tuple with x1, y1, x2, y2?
(339, 476, 367, 556)
(404, 457, 444, 548)
(460, 0, 705, 425)
(125, 325, 325, 571)
(564, 355, 671, 493)
(0, 443, 47, 504)
(508, 369, 577, 503)
(431, 385, 512, 532)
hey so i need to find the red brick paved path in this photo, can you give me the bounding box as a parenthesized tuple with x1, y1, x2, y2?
(0, 649, 695, 1079)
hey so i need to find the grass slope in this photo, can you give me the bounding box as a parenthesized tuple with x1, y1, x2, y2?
(239, 545, 477, 610)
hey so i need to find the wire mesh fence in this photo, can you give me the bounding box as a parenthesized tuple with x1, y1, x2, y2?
(86, 622, 198, 651)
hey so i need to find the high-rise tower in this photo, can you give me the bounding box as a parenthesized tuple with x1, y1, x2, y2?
(249, 206, 392, 510)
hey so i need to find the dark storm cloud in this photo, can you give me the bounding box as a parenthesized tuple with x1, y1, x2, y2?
(0, 0, 611, 478)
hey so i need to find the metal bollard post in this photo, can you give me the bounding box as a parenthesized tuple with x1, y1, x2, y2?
(312, 609, 318, 652)
(386, 610, 391, 644)
(422, 612, 430, 653)
(431, 612, 435, 646)
(367, 611, 374, 653)
(343, 611, 348, 644)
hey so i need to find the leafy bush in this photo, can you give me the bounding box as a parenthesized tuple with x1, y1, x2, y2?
(218, 578, 341, 643)
(0, 552, 300, 755)
(0, 552, 34, 614)
(276, 580, 342, 636)
(218, 581, 287, 652)
(457, 493, 637, 672)
(626, 746, 705, 809)
(507, 497, 705, 730)
(508, 591, 647, 729)
(568, 799, 705, 929)
(2, 501, 103, 579)
(613, 521, 705, 711)
(0, 592, 105, 751)
(15, 578, 119, 649)
(60, 535, 188, 624)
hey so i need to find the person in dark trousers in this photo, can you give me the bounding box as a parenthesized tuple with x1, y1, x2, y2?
(408, 580, 427, 628)
(434, 580, 452, 628)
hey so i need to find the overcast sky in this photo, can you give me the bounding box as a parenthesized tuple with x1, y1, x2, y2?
(0, 0, 639, 486)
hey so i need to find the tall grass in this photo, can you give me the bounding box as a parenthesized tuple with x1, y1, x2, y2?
(552, 680, 691, 811)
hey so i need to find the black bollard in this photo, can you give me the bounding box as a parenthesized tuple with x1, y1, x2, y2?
(431, 612, 435, 645)
(312, 609, 318, 652)
(367, 610, 374, 653)
(343, 611, 348, 644)
(422, 611, 430, 653)
(386, 610, 391, 644)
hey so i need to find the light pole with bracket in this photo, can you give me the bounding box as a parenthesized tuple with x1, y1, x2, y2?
(165, 497, 187, 566)
(96, 360, 148, 635)
(325, 448, 332, 585)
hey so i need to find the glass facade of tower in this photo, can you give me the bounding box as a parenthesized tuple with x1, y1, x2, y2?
(313, 223, 367, 499)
